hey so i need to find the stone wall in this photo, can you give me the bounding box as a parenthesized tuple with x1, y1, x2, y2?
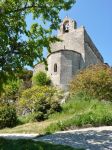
(47, 50, 81, 90)
(60, 50, 81, 89)
(84, 29, 104, 65)
(47, 52, 61, 87)
(84, 43, 101, 67)
(58, 17, 77, 36)
(33, 63, 46, 75)
(51, 27, 85, 59)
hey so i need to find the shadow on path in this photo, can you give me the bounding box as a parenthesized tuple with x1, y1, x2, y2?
(35, 130, 112, 150)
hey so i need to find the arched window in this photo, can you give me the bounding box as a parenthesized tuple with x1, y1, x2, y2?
(63, 21, 69, 33)
(54, 64, 57, 72)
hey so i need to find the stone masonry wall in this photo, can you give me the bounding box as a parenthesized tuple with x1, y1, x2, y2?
(51, 27, 85, 61)
(47, 50, 81, 89)
(47, 52, 61, 87)
(60, 50, 81, 89)
(33, 63, 46, 75)
(84, 29, 104, 65)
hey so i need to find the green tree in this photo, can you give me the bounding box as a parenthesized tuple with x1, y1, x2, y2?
(70, 64, 112, 101)
(0, 79, 21, 105)
(32, 71, 51, 86)
(0, 0, 75, 90)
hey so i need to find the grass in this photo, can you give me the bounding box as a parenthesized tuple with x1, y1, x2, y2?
(0, 94, 112, 134)
(45, 95, 112, 133)
(0, 121, 52, 134)
(0, 138, 84, 150)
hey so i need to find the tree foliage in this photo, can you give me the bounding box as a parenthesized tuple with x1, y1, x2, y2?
(70, 64, 112, 101)
(0, 79, 21, 105)
(32, 71, 51, 86)
(0, 105, 17, 129)
(18, 86, 62, 121)
(18, 69, 33, 89)
(0, 0, 75, 88)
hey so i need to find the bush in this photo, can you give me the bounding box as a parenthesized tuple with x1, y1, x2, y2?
(70, 64, 112, 101)
(0, 105, 17, 129)
(18, 86, 62, 121)
(32, 71, 51, 86)
(18, 69, 33, 90)
(0, 79, 22, 105)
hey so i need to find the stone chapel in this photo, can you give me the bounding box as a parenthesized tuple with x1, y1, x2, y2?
(34, 17, 104, 90)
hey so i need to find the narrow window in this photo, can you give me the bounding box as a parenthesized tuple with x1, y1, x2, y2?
(63, 21, 69, 33)
(54, 64, 57, 72)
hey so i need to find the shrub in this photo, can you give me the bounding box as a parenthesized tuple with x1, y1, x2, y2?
(0, 105, 17, 129)
(70, 64, 112, 101)
(18, 69, 33, 90)
(32, 71, 51, 86)
(18, 86, 62, 121)
(0, 79, 22, 105)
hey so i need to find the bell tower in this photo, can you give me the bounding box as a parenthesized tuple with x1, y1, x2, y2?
(58, 16, 77, 36)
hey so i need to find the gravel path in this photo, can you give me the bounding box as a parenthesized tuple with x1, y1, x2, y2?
(35, 126, 112, 150)
(0, 126, 112, 150)
(0, 134, 38, 139)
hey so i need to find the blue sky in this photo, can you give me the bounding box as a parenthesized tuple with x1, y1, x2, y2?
(60, 0, 112, 65)
(26, 0, 112, 67)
